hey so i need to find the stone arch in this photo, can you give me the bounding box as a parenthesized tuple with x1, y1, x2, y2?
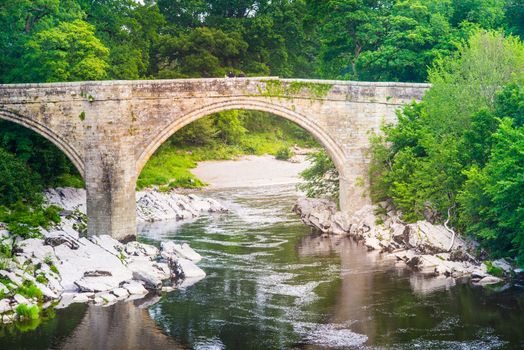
(0, 109, 85, 178)
(136, 98, 347, 178)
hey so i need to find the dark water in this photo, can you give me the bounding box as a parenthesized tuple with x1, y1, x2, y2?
(1, 185, 524, 349)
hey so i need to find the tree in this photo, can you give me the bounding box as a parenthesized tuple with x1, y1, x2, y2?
(13, 19, 109, 82)
(0, 149, 43, 207)
(309, 0, 393, 80)
(155, 27, 249, 78)
(357, 0, 458, 82)
(458, 118, 524, 263)
(369, 30, 524, 223)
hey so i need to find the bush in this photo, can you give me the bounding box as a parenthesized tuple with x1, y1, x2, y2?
(298, 150, 339, 201)
(275, 147, 294, 160)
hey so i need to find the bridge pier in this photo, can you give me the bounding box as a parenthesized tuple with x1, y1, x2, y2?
(84, 101, 138, 242)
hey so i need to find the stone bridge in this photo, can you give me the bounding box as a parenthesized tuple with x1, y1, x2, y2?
(0, 78, 429, 240)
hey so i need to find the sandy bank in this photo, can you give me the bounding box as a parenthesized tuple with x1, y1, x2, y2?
(191, 154, 310, 188)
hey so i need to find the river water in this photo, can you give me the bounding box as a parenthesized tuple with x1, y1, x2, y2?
(1, 184, 524, 349)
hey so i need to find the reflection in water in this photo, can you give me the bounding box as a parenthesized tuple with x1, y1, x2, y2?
(1, 184, 524, 349)
(58, 296, 184, 350)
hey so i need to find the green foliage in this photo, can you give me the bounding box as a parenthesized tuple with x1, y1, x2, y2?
(0, 204, 61, 240)
(13, 19, 109, 83)
(18, 281, 44, 302)
(0, 149, 43, 207)
(298, 150, 339, 202)
(484, 261, 505, 277)
(49, 264, 59, 275)
(36, 275, 48, 285)
(0, 121, 84, 190)
(458, 118, 524, 264)
(275, 147, 294, 161)
(15, 304, 40, 321)
(369, 31, 524, 263)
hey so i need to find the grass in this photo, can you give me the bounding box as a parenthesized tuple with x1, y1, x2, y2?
(137, 131, 315, 190)
(15, 304, 40, 320)
(18, 281, 44, 302)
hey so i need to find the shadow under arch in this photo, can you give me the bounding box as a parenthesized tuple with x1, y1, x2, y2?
(136, 98, 347, 178)
(0, 109, 85, 178)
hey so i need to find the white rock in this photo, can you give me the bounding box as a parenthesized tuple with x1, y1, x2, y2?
(13, 294, 30, 305)
(45, 188, 87, 213)
(405, 221, 466, 254)
(123, 281, 148, 295)
(477, 276, 503, 285)
(71, 293, 90, 303)
(111, 287, 129, 299)
(0, 282, 8, 294)
(161, 242, 202, 262)
(0, 270, 23, 286)
(127, 260, 162, 289)
(330, 211, 351, 234)
(492, 259, 512, 273)
(35, 281, 59, 299)
(74, 276, 121, 292)
(2, 314, 14, 323)
(125, 241, 159, 258)
(54, 237, 132, 291)
(95, 292, 117, 305)
(177, 276, 205, 289)
(177, 258, 206, 278)
(90, 235, 124, 256)
(0, 299, 11, 313)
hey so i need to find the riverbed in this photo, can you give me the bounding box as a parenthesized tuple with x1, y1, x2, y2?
(1, 183, 524, 349)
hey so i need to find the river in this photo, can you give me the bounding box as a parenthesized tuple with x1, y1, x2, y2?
(1, 184, 524, 349)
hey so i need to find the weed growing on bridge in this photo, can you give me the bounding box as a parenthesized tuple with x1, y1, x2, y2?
(256, 80, 332, 99)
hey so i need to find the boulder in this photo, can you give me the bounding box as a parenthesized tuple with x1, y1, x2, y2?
(0, 282, 8, 294)
(161, 242, 202, 262)
(111, 287, 129, 299)
(71, 293, 91, 303)
(123, 281, 148, 295)
(330, 212, 351, 235)
(95, 292, 118, 305)
(128, 262, 163, 289)
(54, 237, 132, 291)
(0, 299, 11, 313)
(477, 276, 503, 285)
(14, 294, 30, 305)
(492, 259, 513, 274)
(0, 271, 23, 286)
(74, 276, 121, 292)
(292, 198, 337, 233)
(35, 281, 59, 299)
(2, 314, 14, 323)
(125, 241, 159, 258)
(176, 258, 206, 278)
(90, 235, 124, 256)
(403, 221, 466, 254)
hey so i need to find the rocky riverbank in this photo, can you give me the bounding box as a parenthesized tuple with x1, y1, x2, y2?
(293, 198, 522, 286)
(0, 188, 227, 324)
